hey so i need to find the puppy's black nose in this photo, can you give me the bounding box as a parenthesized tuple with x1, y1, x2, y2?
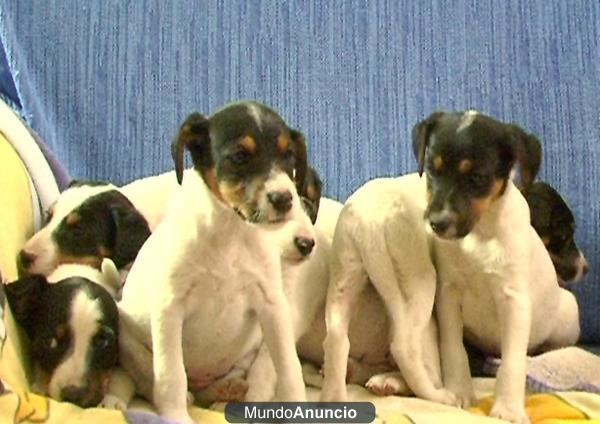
(61, 385, 88, 405)
(267, 190, 293, 213)
(294, 237, 315, 256)
(17, 250, 36, 272)
(429, 213, 451, 234)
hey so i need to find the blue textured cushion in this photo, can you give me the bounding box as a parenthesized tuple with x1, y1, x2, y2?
(0, 0, 598, 342)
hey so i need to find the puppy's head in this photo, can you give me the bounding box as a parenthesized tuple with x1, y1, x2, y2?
(522, 181, 588, 285)
(4, 275, 119, 407)
(171, 100, 308, 223)
(413, 110, 541, 239)
(274, 166, 322, 262)
(17, 181, 151, 276)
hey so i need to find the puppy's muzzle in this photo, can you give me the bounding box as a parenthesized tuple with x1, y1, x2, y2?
(267, 190, 293, 214)
(428, 211, 453, 236)
(294, 236, 315, 257)
(61, 384, 101, 407)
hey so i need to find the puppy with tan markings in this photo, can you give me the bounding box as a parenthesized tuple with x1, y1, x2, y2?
(4, 263, 119, 407)
(116, 101, 312, 423)
(522, 181, 588, 286)
(17, 181, 151, 278)
(416, 110, 579, 423)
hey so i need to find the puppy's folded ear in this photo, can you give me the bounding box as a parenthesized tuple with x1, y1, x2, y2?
(4, 275, 47, 326)
(289, 128, 308, 193)
(171, 113, 210, 185)
(298, 166, 323, 224)
(108, 204, 151, 269)
(505, 124, 542, 190)
(412, 112, 444, 176)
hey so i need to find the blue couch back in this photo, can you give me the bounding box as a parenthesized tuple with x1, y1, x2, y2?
(1, 0, 598, 342)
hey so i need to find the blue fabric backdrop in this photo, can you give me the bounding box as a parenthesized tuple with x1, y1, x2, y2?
(0, 0, 598, 342)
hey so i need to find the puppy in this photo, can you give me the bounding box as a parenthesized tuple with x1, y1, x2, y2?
(522, 181, 588, 285)
(116, 101, 312, 423)
(319, 172, 449, 404)
(17, 181, 151, 278)
(415, 110, 579, 423)
(4, 268, 119, 407)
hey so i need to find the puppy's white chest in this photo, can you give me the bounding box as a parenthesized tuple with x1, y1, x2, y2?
(437, 233, 507, 287)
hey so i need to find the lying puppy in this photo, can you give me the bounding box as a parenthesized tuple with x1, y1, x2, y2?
(117, 101, 312, 423)
(416, 110, 579, 423)
(320, 172, 448, 404)
(17, 181, 151, 278)
(4, 263, 120, 407)
(522, 181, 588, 285)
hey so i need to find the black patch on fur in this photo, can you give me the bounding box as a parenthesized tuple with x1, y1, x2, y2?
(298, 166, 323, 224)
(522, 181, 582, 282)
(171, 101, 308, 217)
(51, 190, 151, 268)
(412, 111, 541, 238)
(4, 275, 119, 375)
(67, 179, 112, 188)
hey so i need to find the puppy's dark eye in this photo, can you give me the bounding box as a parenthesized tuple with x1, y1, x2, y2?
(93, 329, 115, 351)
(283, 149, 295, 161)
(469, 173, 488, 188)
(229, 150, 251, 165)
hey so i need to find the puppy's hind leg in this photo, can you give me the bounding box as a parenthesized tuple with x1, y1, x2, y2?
(320, 256, 368, 402)
(365, 246, 456, 406)
(544, 288, 580, 349)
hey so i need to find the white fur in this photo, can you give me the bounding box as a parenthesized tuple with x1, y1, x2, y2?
(246, 103, 264, 131)
(320, 173, 454, 405)
(457, 110, 479, 132)
(116, 170, 311, 423)
(432, 180, 580, 424)
(47, 291, 101, 400)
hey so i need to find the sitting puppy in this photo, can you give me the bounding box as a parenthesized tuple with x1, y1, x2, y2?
(320, 172, 448, 404)
(4, 266, 119, 407)
(522, 181, 588, 285)
(117, 101, 312, 423)
(17, 181, 151, 278)
(415, 111, 579, 423)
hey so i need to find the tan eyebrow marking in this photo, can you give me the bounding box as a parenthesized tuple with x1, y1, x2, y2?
(239, 136, 256, 154)
(277, 133, 290, 152)
(458, 159, 473, 173)
(66, 212, 80, 225)
(433, 156, 444, 171)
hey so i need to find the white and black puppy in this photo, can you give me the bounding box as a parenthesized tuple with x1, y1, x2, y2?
(319, 172, 450, 405)
(17, 181, 151, 279)
(116, 101, 313, 423)
(415, 111, 579, 423)
(522, 181, 588, 286)
(4, 266, 120, 407)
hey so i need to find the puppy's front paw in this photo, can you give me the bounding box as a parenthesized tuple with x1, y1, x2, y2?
(99, 393, 128, 411)
(319, 383, 348, 402)
(446, 382, 475, 408)
(489, 400, 530, 424)
(365, 372, 410, 396)
(428, 388, 459, 406)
